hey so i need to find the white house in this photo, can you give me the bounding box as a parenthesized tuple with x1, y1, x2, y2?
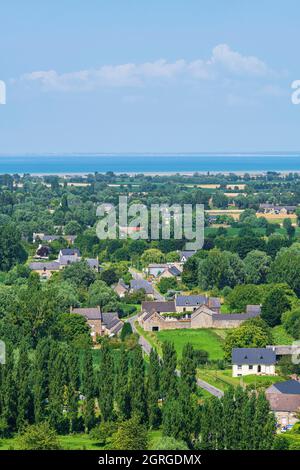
(232, 348, 276, 377)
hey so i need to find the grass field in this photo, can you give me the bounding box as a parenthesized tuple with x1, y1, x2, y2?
(156, 328, 225, 361)
(0, 429, 163, 451)
(197, 368, 287, 392)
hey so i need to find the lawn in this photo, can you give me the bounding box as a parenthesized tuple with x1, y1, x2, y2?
(197, 368, 287, 392)
(156, 328, 225, 361)
(0, 429, 163, 451)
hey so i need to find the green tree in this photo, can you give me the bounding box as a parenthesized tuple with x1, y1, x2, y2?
(161, 342, 177, 400)
(180, 343, 196, 393)
(157, 277, 178, 294)
(62, 260, 96, 288)
(0, 224, 28, 271)
(98, 341, 114, 422)
(224, 318, 273, 361)
(282, 308, 300, 339)
(17, 422, 61, 450)
(82, 349, 96, 432)
(261, 285, 292, 327)
(141, 249, 165, 266)
(120, 322, 133, 341)
(151, 436, 188, 450)
(198, 249, 245, 290)
(33, 338, 51, 424)
(15, 342, 34, 430)
(283, 218, 295, 239)
(88, 280, 119, 310)
(111, 416, 148, 450)
(114, 346, 131, 420)
(244, 250, 271, 284)
(0, 342, 17, 434)
(269, 245, 300, 295)
(147, 349, 161, 429)
(129, 346, 147, 423)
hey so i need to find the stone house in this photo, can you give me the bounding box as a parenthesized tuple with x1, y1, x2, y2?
(175, 295, 221, 313)
(113, 279, 129, 298)
(139, 302, 261, 332)
(130, 279, 154, 299)
(266, 379, 300, 426)
(29, 261, 61, 280)
(70, 306, 123, 342)
(30, 248, 99, 278)
(232, 348, 276, 377)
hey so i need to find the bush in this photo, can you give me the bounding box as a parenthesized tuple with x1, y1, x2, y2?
(151, 436, 188, 450)
(17, 422, 61, 450)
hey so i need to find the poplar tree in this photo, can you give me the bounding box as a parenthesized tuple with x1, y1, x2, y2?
(15, 341, 33, 430)
(82, 348, 95, 432)
(98, 340, 114, 422)
(129, 345, 147, 424)
(48, 342, 67, 433)
(147, 348, 161, 428)
(253, 391, 275, 450)
(0, 342, 17, 434)
(222, 387, 236, 450)
(180, 343, 196, 393)
(114, 346, 131, 420)
(241, 391, 256, 449)
(33, 338, 51, 423)
(66, 346, 79, 433)
(231, 386, 246, 450)
(161, 341, 177, 400)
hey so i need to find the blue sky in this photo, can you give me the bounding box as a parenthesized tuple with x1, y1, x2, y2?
(0, 0, 299, 153)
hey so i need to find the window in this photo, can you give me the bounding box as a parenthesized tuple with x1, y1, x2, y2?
(237, 365, 242, 370)
(152, 326, 159, 332)
(249, 365, 253, 370)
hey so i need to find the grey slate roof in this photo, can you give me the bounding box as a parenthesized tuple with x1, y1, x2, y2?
(270, 379, 300, 395)
(180, 250, 196, 260)
(71, 307, 101, 320)
(60, 248, 81, 256)
(29, 261, 60, 271)
(130, 279, 154, 294)
(102, 312, 123, 334)
(213, 310, 261, 321)
(246, 305, 261, 315)
(168, 266, 181, 276)
(232, 348, 276, 365)
(209, 297, 221, 309)
(42, 235, 60, 242)
(142, 300, 176, 314)
(86, 258, 99, 270)
(176, 295, 207, 307)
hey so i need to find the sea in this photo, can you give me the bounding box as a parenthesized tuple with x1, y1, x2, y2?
(0, 154, 300, 174)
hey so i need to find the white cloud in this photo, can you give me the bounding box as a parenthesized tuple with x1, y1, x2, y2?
(19, 44, 273, 92)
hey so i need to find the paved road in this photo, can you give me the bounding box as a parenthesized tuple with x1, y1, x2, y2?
(127, 316, 224, 398)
